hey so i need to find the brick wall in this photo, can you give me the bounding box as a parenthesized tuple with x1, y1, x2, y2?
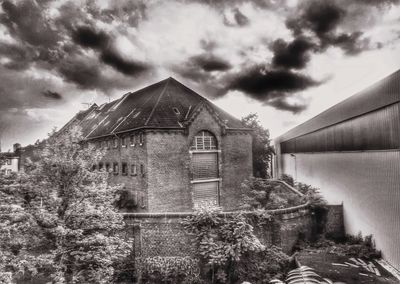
(146, 131, 192, 212)
(220, 132, 253, 210)
(125, 207, 313, 260)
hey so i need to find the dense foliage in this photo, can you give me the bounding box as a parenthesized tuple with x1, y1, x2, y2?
(240, 178, 307, 210)
(241, 113, 274, 179)
(0, 127, 131, 283)
(182, 205, 289, 284)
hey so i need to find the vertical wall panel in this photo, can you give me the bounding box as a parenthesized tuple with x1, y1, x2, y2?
(281, 151, 400, 270)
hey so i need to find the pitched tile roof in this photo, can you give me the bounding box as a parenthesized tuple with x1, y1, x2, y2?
(69, 77, 248, 139)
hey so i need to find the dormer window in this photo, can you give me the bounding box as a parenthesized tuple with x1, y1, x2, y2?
(173, 107, 180, 115)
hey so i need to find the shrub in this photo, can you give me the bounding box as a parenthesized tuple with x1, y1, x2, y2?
(182, 205, 290, 284)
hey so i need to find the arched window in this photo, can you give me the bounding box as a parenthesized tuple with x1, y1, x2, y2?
(191, 131, 217, 151)
(190, 131, 220, 207)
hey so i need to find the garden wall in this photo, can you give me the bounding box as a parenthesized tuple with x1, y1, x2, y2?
(124, 204, 313, 261)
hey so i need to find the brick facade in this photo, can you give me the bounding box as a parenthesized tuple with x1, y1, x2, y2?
(95, 106, 252, 213)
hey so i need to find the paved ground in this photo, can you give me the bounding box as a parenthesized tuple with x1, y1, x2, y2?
(298, 250, 398, 284)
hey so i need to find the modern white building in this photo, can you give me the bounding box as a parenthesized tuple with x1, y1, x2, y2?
(275, 69, 400, 270)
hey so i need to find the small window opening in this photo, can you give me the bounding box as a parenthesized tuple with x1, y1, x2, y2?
(113, 162, 119, 175)
(131, 164, 137, 176)
(113, 138, 119, 148)
(139, 133, 144, 145)
(140, 164, 145, 176)
(173, 107, 180, 115)
(99, 162, 104, 170)
(130, 135, 135, 146)
(121, 137, 127, 147)
(122, 162, 128, 175)
(105, 163, 110, 172)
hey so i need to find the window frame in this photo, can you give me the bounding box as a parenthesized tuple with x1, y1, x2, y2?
(190, 130, 218, 151)
(121, 162, 128, 175)
(113, 162, 119, 175)
(113, 137, 119, 148)
(130, 164, 137, 176)
(130, 134, 136, 146)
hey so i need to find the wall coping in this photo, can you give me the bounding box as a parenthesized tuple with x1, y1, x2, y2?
(122, 202, 310, 219)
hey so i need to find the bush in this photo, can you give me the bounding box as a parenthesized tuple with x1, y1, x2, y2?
(182, 205, 290, 283)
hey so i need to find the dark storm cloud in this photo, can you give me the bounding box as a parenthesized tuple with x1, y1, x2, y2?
(57, 58, 103, 89)
(190, 54, 232, 72)
(271, 36, 315, 69)
(72, 26, 110, 49)
(72, 25, 149, 76)
(100, 50, 148, 76)
(267, 99, 307, 114)
(284, 1, 384, 56)
(0, 0, 60, 47)
(42, 90, 62, 100)
(229, 67, 320, 98)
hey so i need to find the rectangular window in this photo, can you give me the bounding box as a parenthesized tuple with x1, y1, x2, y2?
(92, 164, 97, 171)
(99, 162, 104, 170)
(193, 181, 219, 208)
(139, 133, 144, 145)
(192, 153, 218, 180)
(131, 164, 137, 176)
(121, 137, 127, 147)
(113, 138, 119, 148)
(113, 162, 119, 175)
(102, 140, 107, 149)
(140, 164, 145, 176)
(130, 135, 135, 146)
(6, 159, 11, 165)
(122, 162, 128, 175)
(107, 139, 111, 149)
(6, 169, 11, 175)
(106, 163, 110, 172)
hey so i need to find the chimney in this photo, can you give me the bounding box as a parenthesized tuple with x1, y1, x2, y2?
(13, 143, 21, 153)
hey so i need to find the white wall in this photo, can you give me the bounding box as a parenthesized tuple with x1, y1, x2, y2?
(282, 151, 400, 270)
(0, 157, 19, 174)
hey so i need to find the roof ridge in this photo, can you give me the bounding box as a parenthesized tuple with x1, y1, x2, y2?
(144, 77, 171, 126)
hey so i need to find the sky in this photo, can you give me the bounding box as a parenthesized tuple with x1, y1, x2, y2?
(0, 0, 399, 151)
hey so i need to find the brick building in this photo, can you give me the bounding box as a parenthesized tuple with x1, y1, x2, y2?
(61, 77, 253, 212)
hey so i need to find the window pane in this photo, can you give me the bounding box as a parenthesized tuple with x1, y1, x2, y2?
(193, 181, 218, 207)
(192, 153, 218, 179)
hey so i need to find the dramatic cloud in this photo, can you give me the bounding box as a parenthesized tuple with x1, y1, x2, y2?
(189, 54, 232, 72)
(72, 26, 110, 49)
(271, 37, 315, 69)
(227, 67, 319, 109)
(0, 0, 399, 149)
(100, 49, 148, 76)
(42, 90, 62, 100)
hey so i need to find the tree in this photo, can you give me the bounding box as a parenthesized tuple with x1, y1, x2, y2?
(0, 126, 131, 283)
(241, 113, 275, 179)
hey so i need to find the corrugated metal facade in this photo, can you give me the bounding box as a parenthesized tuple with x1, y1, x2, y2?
(281, 151, 400, 270)
(275, 69, 400, 270)
(281, 103, 400, 153)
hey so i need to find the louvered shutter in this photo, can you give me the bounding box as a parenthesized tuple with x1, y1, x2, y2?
(193, 181, 219, 206)
(192, 153, 218, 179)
